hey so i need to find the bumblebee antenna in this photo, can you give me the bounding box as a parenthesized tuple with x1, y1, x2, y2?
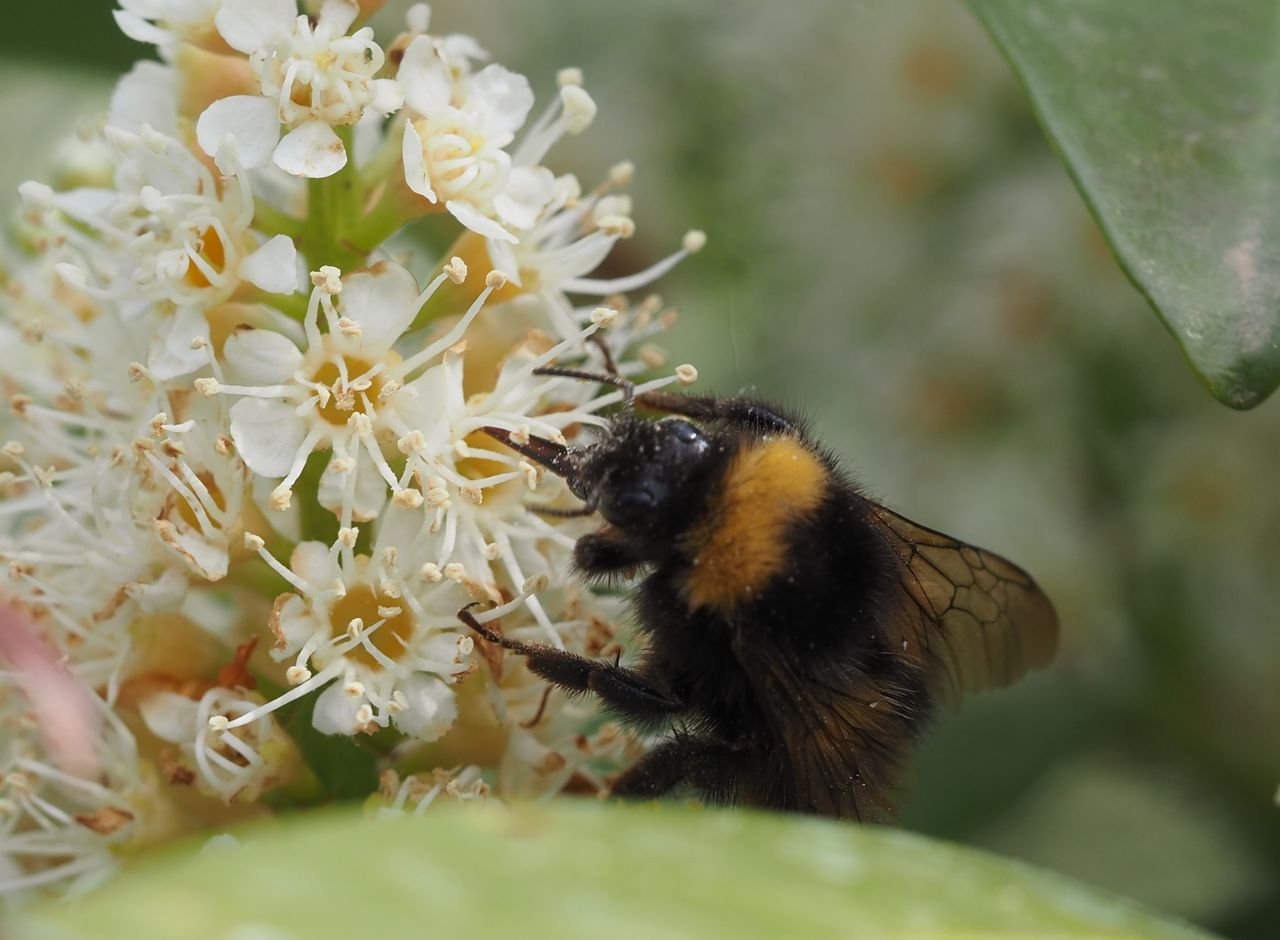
(533, 332, 635, 411)
(533, 365, 635, 411)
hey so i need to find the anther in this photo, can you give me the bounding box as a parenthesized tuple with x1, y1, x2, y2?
(443, 256, 467, 284)
(557, 67, 584, 87)
(311, 266, 343, 294)
(682, 230, 707, 253)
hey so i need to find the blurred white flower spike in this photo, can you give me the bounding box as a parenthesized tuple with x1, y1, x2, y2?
(0, 0, 702, 902)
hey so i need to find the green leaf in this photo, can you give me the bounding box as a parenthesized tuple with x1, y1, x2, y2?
(966, 0, 1280, 409)
(255, 677, 379, 805)
(19, 802, 1218, 940)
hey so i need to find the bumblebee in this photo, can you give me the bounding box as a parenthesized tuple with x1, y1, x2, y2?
(460, 368, 1058, 820)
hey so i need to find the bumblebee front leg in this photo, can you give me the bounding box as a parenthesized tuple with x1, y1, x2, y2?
(457, 606, 683, 722)
(573, 530, 647, 577)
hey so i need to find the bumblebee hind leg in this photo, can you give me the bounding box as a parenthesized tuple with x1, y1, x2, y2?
(609, 735, 748, 805)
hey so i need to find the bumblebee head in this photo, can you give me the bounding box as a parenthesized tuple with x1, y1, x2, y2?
(482, 415, 718, 538)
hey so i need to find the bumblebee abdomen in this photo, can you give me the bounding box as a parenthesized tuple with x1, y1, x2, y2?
(678, 436, 830, 613)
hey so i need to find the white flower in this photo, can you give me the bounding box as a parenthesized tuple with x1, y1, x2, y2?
(0, 693, 156, 899)
(228, 527, 473, 739)
(144, 401, 249, 582)
(113, 0, 222, 57)
(139, 686, 295, 802)
(20, 127, 297, 380)
(375, 765, 488, 818)
(201, 260, 505, 523)
(399, 35, 589, 242)
(485, 164, 708, 341)
(1, 435, 189, 697)
(197, 0, 403, 177)
(108, 61, 179, 136)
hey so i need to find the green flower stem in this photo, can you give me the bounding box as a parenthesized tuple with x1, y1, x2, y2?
(358, 115, 405, 191)
(302, 126, 366, 273)
(251, 200, 303, 241)
(346, 183, 413, 255)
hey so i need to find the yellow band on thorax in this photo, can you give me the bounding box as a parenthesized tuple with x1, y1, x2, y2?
(680, 436, 828, 613)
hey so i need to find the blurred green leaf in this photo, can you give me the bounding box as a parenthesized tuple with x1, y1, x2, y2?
(21, 802, 1218, 940)
(966, 0, 1280, 409)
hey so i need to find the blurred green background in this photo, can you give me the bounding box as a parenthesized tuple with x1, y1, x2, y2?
(3, 1, 1277, 936)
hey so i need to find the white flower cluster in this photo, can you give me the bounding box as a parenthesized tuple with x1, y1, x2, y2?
(0, 0, 703, 901)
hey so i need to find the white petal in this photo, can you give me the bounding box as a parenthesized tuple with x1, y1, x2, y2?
(368, 79, 405, 117)
(396, 364, 452, 448)
(486, 238, 521, 285)
(338, 262, 419, 350)
(273, 120, 348, 179)
(148, 306, 211, 380)
(156, 524, 230, 581)
(251, 474, 301, 542)
(138, 691, 198, 744)
(318, 449, 387, 522)
(317, 0, 359, 34)
(133, 567, 190, 612)
(290, 541, 338, 587)
(109, 61, 178, 136)
(112, 9, 170, 47)
(400, 120, 436, 202)
(468, 64, 534, 137)
(197, 96, 280, 170)
(229, 397, 310, 478)
(270, 593, 316, 658)
(312, 681, 361, 736)
(393, 674, 457, 741)
(446, 199, 516, 243)
(223, 327, 303, 385)
(215, 0, 296, 53)
(494, 165, 555, 233)
(399, 36, 452, 115)
(240, 235, 299, 294)
(438, 34, 488, 68)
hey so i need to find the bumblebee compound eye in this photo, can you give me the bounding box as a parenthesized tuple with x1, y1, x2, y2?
(667, 419, 702, 444)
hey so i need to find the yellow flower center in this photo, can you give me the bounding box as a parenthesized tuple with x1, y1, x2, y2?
(328, 583, 414, 670)
(311, 356, 386, 426)
(184, 226, 227, 289)
(174, 471, 227, 530)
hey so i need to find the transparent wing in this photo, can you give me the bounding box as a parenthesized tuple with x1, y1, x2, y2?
(866, 502, 1059, 706)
